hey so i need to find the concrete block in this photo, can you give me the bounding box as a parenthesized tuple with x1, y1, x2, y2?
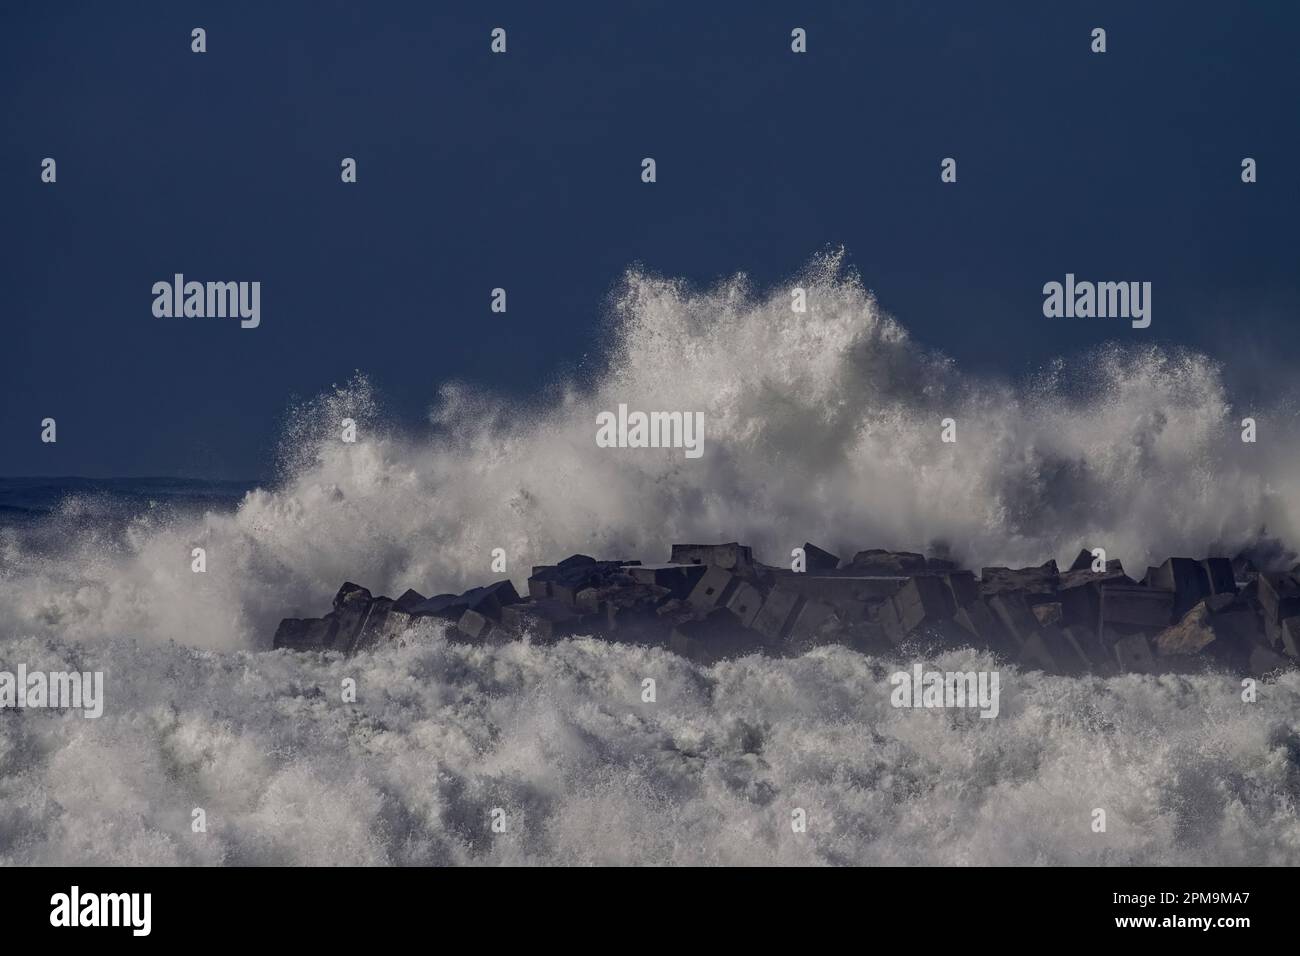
(687, 565, 739, 611)
(352, 598, 414, 652)
(801, 542, 840, 571)
(1283, 617, 1300, 660)
(1032, 602, 1063, 628)
(407, 593, 461, 618)
(1258, 573, 1300, 624)
(393, 588, 427, 613)
(987, 593, 1039, 648)
(500, 600, 587, 643)
(331, 582, 375, 650)
(670, 542, 754, 572)
(273, 616, 338, 651)
(628, 562, 708, 598)
(1113, 633, 1155, 673)
(786, 600, 840, 648)
(1100, 585, 1175, 629)
(1058, 580, 1101, 631)
(1148, 558, 1211, 619)
(942, 571, 980, 608)
(751, 588, 804, 643)
(953, 601, 1007, 651)
(762, 570, 906, 606)
(1201, 558, 1236, 595)
(847, 549, 927, 574)
(1248, 644, 1290, 677)
(668, 608, 763, 663)
(979, 561, 1060, 603)
(892, 576, 955, 633)
(454, 608, 495, 643)
(725, 580, 764, 628)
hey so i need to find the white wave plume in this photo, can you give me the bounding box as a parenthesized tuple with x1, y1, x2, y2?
(2, 249, 1298, 650)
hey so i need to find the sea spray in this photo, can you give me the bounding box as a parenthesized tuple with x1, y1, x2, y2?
(2, 250, 1299, 650)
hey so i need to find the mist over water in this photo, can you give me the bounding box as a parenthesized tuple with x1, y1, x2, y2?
(1, 251, 1296, 651)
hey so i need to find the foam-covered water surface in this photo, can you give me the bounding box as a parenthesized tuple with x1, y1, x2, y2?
(1, 629, 1297, 865)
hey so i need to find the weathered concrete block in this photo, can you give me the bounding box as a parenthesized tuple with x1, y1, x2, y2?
(500, 600, 588, 643)
(331, 582, 375, 650)
(979, 561, 1060, 603)
(892, 576, 956, 634)
(941, 571, 980, 608)
(1155, 603, 1219, 658)
(801, 542, 840, 571)
(786, 600, 840, 649)
(602, 584, 673, 632)
(762, 570, 906, 606)
(1148, 558, 1211, 620)
(953, 601, 1007, 651)
(751, 588, 804, 643)
(454, 608, 496, 643)
(410, 580, 520, 621)
(407, 593, 460, 618)
(1157, 597, 1264, 666)
(670, 542, 754, 572)
(1201, 558, 1236, 595)
(1283, 617, 1300, 660)
(273, 616, 338, 651)
(1032, 602, 1063, 628)
(1058, 579, 1101, 631)
(847, 549, 927, 574)
(528, 562, 625, 606)
(1113, 633, 1155, 673)
(725, 580, 764, 628)
(1248, 644, 1290, 677)
(1258, 573, 1300, 624)
(628, 562, 707, 598)
(987, 593, 1039, 648)
(333, 581, 372, 612)
(352, 598, 414, 652)
(393, 588, 427, 613)
(1067, 549, 1094, 573)
(668, 608, 763, 663)
(687, 565, 739, 611)
(1100, 585, 1175, 629)
(1060, 625, 1109, 671)
(1019, 627, 1088, 674)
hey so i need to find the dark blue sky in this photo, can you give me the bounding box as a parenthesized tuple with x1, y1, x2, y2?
(4, 0, 1297, 478)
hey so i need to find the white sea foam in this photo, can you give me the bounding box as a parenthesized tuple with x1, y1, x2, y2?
(1, 630, 1297, 865)
(2, 250, 1297, 651)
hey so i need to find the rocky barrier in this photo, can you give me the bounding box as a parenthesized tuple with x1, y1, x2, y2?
(273, 543, 1300, 676)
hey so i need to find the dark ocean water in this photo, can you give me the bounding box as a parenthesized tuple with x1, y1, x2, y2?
(0, 476, 259, 522)
(0, 477, 260, 560)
